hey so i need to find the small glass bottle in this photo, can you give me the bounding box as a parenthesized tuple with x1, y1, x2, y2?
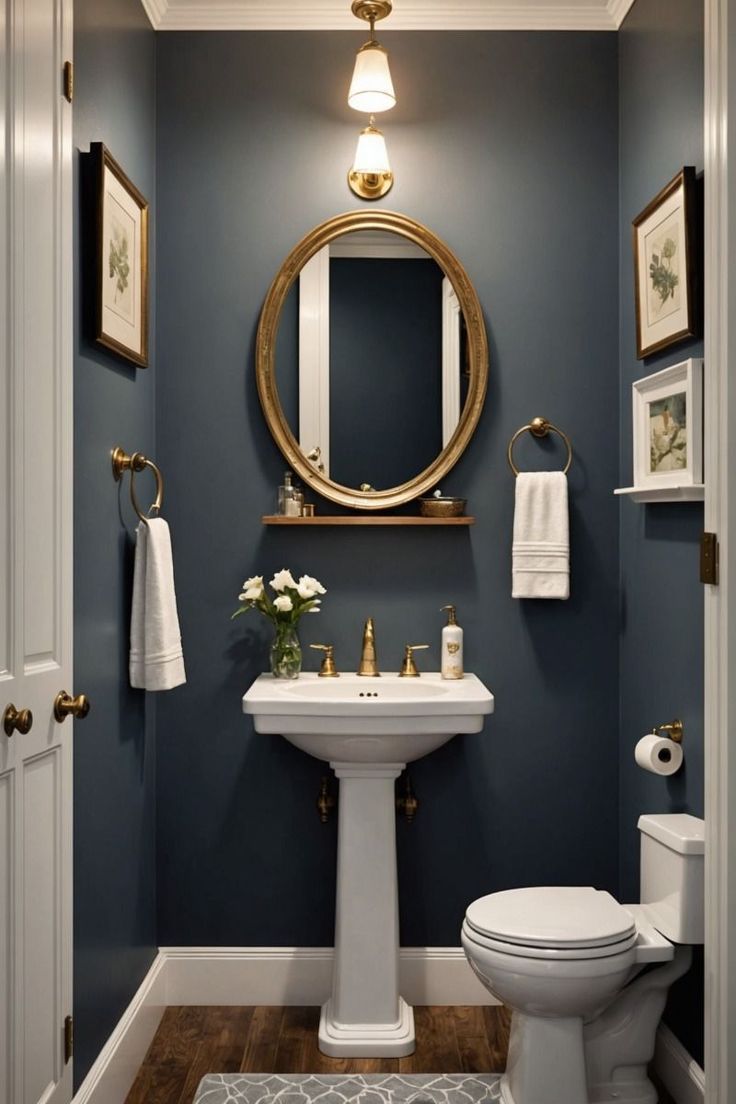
(278, 471, 299, 516)
(293, 482, 305, 518)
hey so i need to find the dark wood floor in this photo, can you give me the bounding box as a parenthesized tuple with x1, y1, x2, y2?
(124, 1006, 511, 1104)
(124, 1005, 675, 1104)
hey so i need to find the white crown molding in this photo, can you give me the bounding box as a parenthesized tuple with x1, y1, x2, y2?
(606, 0, 636, 27)
(140, 0, 169, 27)
(140, 1, 634, 32)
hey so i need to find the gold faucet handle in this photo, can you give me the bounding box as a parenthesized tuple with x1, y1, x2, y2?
(310, 643, 339, 678)
(399, 644, 429, 678)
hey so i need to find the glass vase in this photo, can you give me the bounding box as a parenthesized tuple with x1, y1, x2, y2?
(270, 624, 302, 679)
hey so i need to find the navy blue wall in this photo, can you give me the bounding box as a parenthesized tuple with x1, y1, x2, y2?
(154, 31, 621, 948)
(73, 0, 157, 1086)
(618, 0, 705, 1065)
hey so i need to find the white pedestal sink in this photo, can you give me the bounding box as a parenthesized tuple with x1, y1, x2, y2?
(242, 671, 494, 1056)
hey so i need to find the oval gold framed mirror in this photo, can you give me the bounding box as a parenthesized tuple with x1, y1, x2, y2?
(256, 210, 488, 511)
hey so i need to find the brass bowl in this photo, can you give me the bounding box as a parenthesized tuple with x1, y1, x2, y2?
(418, 496, 467, 518)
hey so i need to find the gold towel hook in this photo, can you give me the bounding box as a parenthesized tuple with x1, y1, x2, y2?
(507, 416, 573, 477)
(111, 446, 164, 524)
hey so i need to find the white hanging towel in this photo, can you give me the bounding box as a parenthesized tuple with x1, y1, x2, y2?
(130, 517, 187, 690)
(512, 471, 570, 600)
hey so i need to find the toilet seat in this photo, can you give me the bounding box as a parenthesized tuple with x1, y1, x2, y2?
(464, 887, 638, 960)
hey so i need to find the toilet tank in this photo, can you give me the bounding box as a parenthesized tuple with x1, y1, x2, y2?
(638, 814, 705, 943)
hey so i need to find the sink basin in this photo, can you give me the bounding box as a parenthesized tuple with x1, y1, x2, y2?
(243, 672, 494, 763)
(242, 669, 494, 1059)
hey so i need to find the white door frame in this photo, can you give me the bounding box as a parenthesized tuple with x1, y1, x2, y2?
(703, 2, 736, 1101)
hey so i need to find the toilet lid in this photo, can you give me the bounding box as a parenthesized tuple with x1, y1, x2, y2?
(465, 887, 636, 950)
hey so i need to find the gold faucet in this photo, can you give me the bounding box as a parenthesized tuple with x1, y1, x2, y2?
(357, 617, 380, 676)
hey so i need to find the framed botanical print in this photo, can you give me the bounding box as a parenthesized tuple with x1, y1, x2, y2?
(632, 167, 698, 360)
(95, 143, 149, 367)
(632, 359, 703, 490)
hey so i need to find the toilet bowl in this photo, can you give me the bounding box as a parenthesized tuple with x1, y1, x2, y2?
(461, 814, 704, 1104)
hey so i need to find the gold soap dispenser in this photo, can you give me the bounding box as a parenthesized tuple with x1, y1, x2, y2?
(440, 605, 464, 680)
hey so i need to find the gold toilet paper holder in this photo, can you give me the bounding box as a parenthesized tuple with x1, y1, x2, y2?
(651, 719, 684, 744)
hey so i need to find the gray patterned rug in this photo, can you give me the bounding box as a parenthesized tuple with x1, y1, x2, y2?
(193, 1074, 503, 1104)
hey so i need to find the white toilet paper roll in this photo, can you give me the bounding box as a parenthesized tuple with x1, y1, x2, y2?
(634, 732, 683, 776)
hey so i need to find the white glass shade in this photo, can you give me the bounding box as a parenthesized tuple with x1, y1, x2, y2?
(348, 43, 396, 113)
(352, 124, 391, 175)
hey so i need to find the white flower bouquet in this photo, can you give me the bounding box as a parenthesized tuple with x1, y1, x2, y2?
(232, 569, 327, 678)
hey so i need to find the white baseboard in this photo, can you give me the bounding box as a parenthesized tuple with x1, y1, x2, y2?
(160, 945, 493, 1007)
(653, 1023, 705, 1104)
(71, 945, 493, 1104)
(72, 952, 167, 1104)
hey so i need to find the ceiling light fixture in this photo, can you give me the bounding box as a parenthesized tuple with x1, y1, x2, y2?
(347, 0, 396, 114)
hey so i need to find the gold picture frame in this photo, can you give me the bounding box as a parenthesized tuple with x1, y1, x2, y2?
(632, 167, 698, 360)
(94, 143, 149, 367)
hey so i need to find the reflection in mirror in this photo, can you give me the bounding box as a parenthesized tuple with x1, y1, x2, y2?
(275, 231, 468, 492)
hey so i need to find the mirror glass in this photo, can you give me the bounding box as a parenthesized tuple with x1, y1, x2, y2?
(274, 230, 470, 492)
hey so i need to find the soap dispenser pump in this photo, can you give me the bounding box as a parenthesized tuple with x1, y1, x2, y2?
(440, 605, 464, 680)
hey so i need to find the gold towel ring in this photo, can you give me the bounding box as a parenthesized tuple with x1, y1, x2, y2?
(507, 416, 573, 477)
(111, 446, 164, 524)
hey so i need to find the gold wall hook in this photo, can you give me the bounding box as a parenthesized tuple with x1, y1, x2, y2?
(317, 777, 336, 823)
(397, 774, 419, 823)
(310, 643, 339, 677)
(54, 691, 91, 723)
(653, 719, 684, 743)
(399, 644, 429, 677)
(3, 703, 33, 737)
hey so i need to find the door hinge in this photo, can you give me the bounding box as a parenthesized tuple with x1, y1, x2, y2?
(700, 531, 719, 585)
(63, 61, 73, 103)
(64, 1015, 73, 1064)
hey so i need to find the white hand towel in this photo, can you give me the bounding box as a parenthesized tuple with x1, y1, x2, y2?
(512, 471, 570, 600)
(130, 517, 186, 690)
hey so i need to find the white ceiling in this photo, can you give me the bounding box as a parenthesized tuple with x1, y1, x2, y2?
(141, 0, 636, 32)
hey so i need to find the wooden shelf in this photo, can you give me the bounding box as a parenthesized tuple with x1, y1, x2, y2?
(262, 515, 475, 526)
(614, 484, 705, 504)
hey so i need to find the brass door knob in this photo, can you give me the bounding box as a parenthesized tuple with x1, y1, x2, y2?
(54, 691, 91, 723)
(3, 703, 33, 737)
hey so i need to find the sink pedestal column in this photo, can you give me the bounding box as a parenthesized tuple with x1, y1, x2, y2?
(318, 761, 415, 1057)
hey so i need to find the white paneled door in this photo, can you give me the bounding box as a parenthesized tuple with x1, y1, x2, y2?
(0, 0, 74, 1102)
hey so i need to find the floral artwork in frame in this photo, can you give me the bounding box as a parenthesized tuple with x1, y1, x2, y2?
(632, 167, 698, 360)
(632, 359, 703, 491)
(94, 143, 149, 367)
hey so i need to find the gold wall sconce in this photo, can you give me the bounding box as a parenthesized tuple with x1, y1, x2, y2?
(347, 0, 395, 200)
(348, 116, 393, 199)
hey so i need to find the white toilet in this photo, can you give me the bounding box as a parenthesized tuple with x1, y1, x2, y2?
(461, 813, 704, 1104)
